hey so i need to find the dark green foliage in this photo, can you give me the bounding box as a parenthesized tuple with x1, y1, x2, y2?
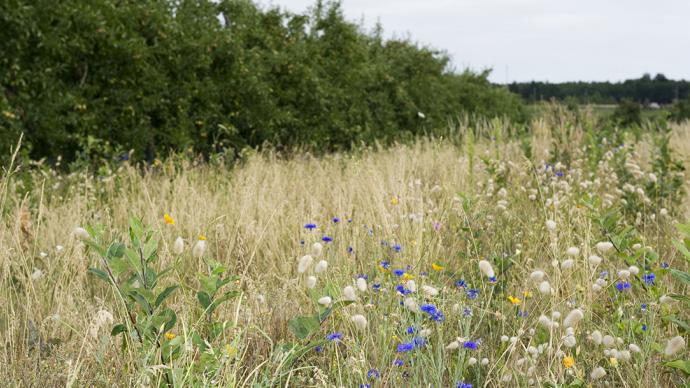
(670, 95, 690, 122)
(611, 99, 642, 127)
(0, 0, 525, 166)
(509, 73, 690, 105)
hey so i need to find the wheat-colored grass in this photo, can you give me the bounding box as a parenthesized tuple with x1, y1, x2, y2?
(1, 120, 689, 386)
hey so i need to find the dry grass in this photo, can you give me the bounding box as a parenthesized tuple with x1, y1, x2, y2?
(1, 120, 689, 387)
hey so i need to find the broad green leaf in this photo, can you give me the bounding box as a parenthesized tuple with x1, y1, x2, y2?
(664, 359, 690, 376)
(207, 290, 240, 315)
(669, 294, 690, 305)
(155, 285, 179, 309)
(675, 222, 690, 237)
(88, 268, 110, 283)
(199, 275, 217, 296)
(143, 238, 158, 263)
(83, 239, 107, 258)
(673, 239, 690, 262)
(670, 269, 690, 286)
(288, 315, 321, 339)
(129, 290, 152, 314)
(111, 324, 127, 336)
(106, 242, 125, 259)
(197, 291, 212, 310)
(662, 315, 690, 332)
(109, 257, 129, 277)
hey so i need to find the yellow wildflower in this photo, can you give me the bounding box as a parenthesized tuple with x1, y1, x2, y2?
(403, 273, 415, 281)
(507, 295, 521, 305)
(522, 290, 533, 298)
(390, 196, 399, 205)
(609, 357, 618, 367)
(163, 213, 175, 225)
(224, 344, 237, 357)
(198, 234, 207, 241)
(164, 332, 176, 340)
(563, 356, 575, 368)
(431, 263, 444, 272)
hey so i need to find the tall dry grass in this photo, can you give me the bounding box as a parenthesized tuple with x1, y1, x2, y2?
(1, 119, 689, 386)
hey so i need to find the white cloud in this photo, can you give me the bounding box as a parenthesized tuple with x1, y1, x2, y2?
(261, 0, 690, 82)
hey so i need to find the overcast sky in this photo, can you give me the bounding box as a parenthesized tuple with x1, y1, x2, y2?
(259, 0, 690, 83)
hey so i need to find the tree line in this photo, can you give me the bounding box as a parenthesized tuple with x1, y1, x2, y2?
(509, 74, 690, 105)
(0, 0, 526, 167)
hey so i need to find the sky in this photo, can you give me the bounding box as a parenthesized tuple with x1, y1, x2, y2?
(260, 0, 690, 84)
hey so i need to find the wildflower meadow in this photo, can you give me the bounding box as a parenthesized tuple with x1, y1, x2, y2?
(2, 113, 690, 387)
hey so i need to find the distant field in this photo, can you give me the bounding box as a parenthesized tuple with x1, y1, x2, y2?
(1, 118, 689, 387)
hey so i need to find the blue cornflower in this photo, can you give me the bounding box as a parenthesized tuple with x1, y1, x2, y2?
(315, 345, 322, 353)
(463, 307, 472, 317)
(326, 332, 343, 342)
(304, 223, 317, 230)
(396, 284, 412, 295)
(455, 279, 467, 288)
(420, 304, 438, 315)
(642, 324, 648, 331)
(600, 271, 609, 278)
(322, 236, 333, 242)
(372, 283, 381, 291)
(661, 262, 670, 269)
(555, 170, 564, 177)
(393, 269, 405, 277)
(393, 244, 402, 252)
(360, 384, 370, 388)
(518, 310, 529, 318)
(300, 239, 305, 245)
(367, 369, 380, 379)
(642, 273, 655, 285)
(457, 383, 473, 388)
(397, 343, 415, 352)
(431, 310, 444, 321)
(488, 276, 497, 283)
(413, 336, 427, 348)
(357, 274, 368, 280)
(421, 271, 428, 277)
(347, 246, 354, 254)
(347, 219, 353, 223)
(466, 289, 479, 300)
(406, 326, 416, 335)
(420, 304, 444, 321)
(393, 359, 404, 367)
(615, 281, 631, 291)
(641, 303, 648, 312)
(463, 341, 478, 350)
(380, 261, 390, 270)
(332, 217, 340, 223)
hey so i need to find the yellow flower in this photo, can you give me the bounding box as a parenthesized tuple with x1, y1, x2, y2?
(522, 290, 533, 298)
(164, 332, 176, 340)
(163, 213, 175, 225)
(403, 273, 415, 281)
(198, 234, 207, 241)
(390, 196, 399, 205)
(431, 263, 444, 272)
(224, 344, 237, 357)
(507, 295, 521, 305)
(609, 357, 618, 367)
(563, 356, 575, 368)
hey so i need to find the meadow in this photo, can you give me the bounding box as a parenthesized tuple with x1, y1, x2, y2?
(1, 112, 690, 387)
